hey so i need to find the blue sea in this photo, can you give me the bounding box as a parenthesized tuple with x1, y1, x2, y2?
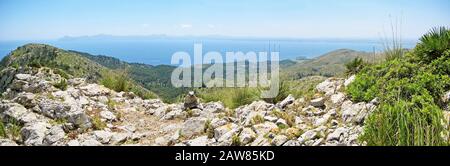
(0, 38, 417, 66)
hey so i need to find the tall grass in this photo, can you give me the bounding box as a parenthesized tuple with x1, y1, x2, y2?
(0, 121, 6, 138)
(382, 16, 405, 61)
(361, 100, 446, 146)
(100, 70, 129, 92)
(197, 87, 260, 109)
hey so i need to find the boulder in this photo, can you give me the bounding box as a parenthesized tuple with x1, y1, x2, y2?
(67, 111, 92, 130)
(275, 119, 288, 127)
(43, 126, 65, 145)
(264, 116, 278, 122)
(330, 92, 346, 105)
(66, 140, 80, 146)
(283, 140, 301, 146)
(210, 118, 228, 129)
(110, 133, 129, 145)
(154, 136, 170, 146)
(310, 97, 325, 107)
(344, 75, 356, 87)
(252, 122, 278, 135)
(80, 139, 102, 146)
(316, 78, 344, 96)
(326, 127, 349, 142)
(0, 102, 37, 124)
(15, 74, 32, 81)
(180, 117, 207, 138)
(239, 128, 256, 145)
(203, 102, 225, 113)
(100, 110, 116, 121)
(299, 130, 317, 142)
(79, 84, 110, 97)
(271, 135, 288, 146)
(93, 130, 113, 144)
(341, 101, 366, 123)
(0, 139, 18, 146)
(38, 99, 71, 119)
(20, 122, 50, 146)
(276, 94, 295, 109)
(186, 136, 212, 146)
(14, 92, 37, 108)
(214, 123, 238, 140)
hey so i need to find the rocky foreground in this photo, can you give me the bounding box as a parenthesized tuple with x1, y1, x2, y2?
(0, 66, 388, 146)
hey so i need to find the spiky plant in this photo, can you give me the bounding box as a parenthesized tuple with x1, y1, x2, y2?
(416, 27, 450, 62)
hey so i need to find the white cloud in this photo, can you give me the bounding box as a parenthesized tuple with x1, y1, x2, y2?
(180, 24, 192, 29)
(207, 24, 215, 28)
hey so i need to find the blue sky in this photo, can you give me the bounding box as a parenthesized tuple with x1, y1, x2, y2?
(0, 0, 448, 40)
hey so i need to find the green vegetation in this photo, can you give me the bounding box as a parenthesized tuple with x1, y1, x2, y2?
(91, 116, 107, 130)
(197, 87, 260, 109)
(271, 109, 295, 127)
(54, 79, 68, 90)
(345, 57, 366, 76)
(283, 49, 381, 79)
(100, 71, 129, 92)
(0, 44, 157, 100)
(251, 114, 265, 125)
(348, 27, 450, 146)
(0, 119, 22, 140)
(231, 134, 241, 146)
(204, 119, 214, 138)
(0, 121, 5, 138)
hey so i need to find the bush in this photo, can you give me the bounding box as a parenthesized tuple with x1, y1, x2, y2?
(250, 114, 265, 125)
(54, 69, 70, 79)
(91, 116, 106, 130)
(54, 79, 68, 90)
(415, 27, 450, 63)
(231, 134, 241, 146)
(349, 27, 450, 146)
(261, 80, 290, 104)
(231, 88, 259, 108)
(197, 87, 259, 109)
(100, 71, 129, 92)
(345, 57, 366, 76)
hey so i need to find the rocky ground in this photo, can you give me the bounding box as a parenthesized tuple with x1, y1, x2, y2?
(0, 66, 447, 146)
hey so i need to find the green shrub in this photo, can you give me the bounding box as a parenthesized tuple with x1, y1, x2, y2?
(345, 57, 366, 76)
(0, 122, 5, 138)
(0, 119, 22, 140)
(54, 69, 70, 79)
(198, 87, 259, 109)
(415, 27, 450, 63)
(129, 85, 157, 99)
(350, 27, 450, 146)
(100, 71, 129, 92)
(250, 114, 265, 125)
(231, 134, 241, 146)
(54, 79, 68, 90)
(204, 119, 214, 138)
(92, 116, 106, 130)
(231, 88, 259, 108)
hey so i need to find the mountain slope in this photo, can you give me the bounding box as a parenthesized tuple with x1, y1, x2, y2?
(0, 43, 157, 99)
(283, 49, 382, 79)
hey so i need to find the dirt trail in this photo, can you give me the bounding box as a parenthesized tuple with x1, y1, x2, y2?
(116, 109, 183, 145)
